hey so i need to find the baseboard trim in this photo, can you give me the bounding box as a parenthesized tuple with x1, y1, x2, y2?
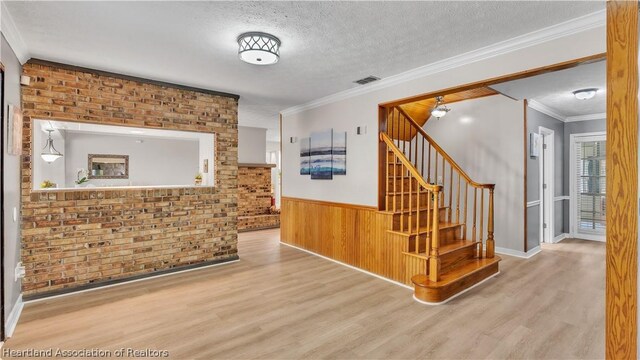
(495, 246, 541, 259)
(5, 295, 23, 338)
(24, 256, 240, 303)
(238, 225, 280, 233)
(553, 233, 569, 243)
(412, 271, 501, 306)
(279, 241, 413, 291)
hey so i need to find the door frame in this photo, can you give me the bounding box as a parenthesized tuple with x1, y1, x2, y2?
(0, 63, 5, 341)
(569, 131, 607, 242)
(538, 126, 555, 244)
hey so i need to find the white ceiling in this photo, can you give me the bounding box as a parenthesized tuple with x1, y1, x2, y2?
(490, 60, 606, 120)
(5, 1, 604, 139)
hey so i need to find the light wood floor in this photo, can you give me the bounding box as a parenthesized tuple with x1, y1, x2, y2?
(6, 230, 604, 359)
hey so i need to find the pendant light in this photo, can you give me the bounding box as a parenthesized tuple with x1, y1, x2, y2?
(431, 96, 451, 119)
(41, 129, 63, 163)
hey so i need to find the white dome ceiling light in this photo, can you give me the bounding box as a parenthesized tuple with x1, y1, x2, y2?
(431, 96, 451, 119)
(573, 88, 598, 100)
(237, 32, 281, 65)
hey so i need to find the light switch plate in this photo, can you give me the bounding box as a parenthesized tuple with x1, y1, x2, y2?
(13, 207, 17, 222)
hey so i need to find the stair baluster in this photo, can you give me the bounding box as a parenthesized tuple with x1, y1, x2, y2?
(487, 188, 495, 258)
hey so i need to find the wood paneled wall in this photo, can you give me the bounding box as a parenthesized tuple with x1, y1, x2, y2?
(606, 1, 638, 358)
(281, 197, 417, 285)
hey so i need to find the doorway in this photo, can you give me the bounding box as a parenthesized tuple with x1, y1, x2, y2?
(570, 132, 606, 241)
(539, 127, 555, 244)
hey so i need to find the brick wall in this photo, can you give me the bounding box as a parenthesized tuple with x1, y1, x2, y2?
(238, 165, 279, 231)
(20, 61, 239, 297)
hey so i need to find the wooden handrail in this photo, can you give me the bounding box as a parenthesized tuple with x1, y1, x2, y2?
(394, 106, 495, 190)
(380, 132, 442, 193)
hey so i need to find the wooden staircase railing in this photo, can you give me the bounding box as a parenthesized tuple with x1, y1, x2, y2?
(380, 132, 444, 282)
(380, 105, 496, 265)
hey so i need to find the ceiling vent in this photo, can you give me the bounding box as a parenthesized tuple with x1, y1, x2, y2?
(354, 76, 380, 85)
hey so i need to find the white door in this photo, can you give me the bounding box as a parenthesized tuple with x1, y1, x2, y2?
(570, 133, 606, 241)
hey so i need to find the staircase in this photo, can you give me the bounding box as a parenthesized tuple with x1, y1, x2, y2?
(379, 105, 501, 304)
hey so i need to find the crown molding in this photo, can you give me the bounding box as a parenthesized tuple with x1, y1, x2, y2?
(528, 99, 566, 122)
(281, 10, 605, 116)
(0, 2, 29, 64)
(565, 112, 606, 122)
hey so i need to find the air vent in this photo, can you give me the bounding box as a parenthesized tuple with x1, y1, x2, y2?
(353, 76, 380, 85)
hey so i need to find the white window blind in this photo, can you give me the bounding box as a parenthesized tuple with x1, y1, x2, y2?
(575, 139, 606, 235)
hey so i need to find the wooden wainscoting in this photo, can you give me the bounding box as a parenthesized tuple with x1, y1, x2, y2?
(281, 197, 416, 285)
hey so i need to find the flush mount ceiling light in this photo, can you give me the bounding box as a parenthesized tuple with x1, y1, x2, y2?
(41, 129, 63, 163)
(237, 32, 281, 65)
(431, 96, 451, 119)
(573, 88, 598, 100)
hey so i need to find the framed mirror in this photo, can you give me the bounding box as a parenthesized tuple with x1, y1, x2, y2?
(88, 154, 129, 179)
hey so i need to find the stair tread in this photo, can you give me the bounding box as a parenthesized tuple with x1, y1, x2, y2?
(403, 240, 478, 259)
(387, 222, 463, 236)
(412, 256, 501, 288)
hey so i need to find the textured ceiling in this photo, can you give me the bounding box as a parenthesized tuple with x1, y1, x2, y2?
(5, 1, 604, 139)
(490, 60, 606, 118)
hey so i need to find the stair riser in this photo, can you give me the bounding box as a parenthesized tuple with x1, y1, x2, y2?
(439, 245, 477, 273)
(392, 207, 448, 231)
(386, 193, 431, 209)
(405, 224, 465, 252)
(387, 178, 419, 192)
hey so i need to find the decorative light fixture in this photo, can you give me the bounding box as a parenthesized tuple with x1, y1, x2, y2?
(573, 88, 598, 100)
(41, 129, 63, 163)
(237, 32, 281, 65)
(431, 96, 451, 119)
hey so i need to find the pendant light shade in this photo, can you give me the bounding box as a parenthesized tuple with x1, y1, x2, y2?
(237, 32, 281, 65)
(41, 129, 63, 163)
(431, 96, 451, 119)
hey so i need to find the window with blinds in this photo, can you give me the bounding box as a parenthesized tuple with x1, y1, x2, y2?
(575, 139, 606, 234)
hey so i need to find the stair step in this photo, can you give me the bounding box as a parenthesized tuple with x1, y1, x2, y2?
(404, 240, 478, 259)
(379, 205, 447, 216)
(412, 256, 501, 303)
(387, 222, 463, 237)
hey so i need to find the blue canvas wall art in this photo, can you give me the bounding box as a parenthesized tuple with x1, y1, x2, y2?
(332, 131, 346, 175)
(300, 137, 311, 175)
(310, 130, 333, 180)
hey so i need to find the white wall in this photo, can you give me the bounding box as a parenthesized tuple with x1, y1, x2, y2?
(422, 96, 525, 252)
(281, 25, 605, 251)
(62, 133, 199, 187)
(238, 126, 267, 164)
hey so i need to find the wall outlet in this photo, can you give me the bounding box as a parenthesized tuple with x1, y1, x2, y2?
(15, 262, 25, 281)
(356, 126, 367, 135)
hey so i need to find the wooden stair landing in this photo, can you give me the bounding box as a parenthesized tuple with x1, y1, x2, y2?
(412, 256, 501, 304)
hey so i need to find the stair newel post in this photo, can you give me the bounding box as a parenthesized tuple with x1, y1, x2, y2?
(400, 163, 405, 232)
(429, 187, 441, 282)
(416, 182, 421, 254)
(487, 186, 495, 258)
